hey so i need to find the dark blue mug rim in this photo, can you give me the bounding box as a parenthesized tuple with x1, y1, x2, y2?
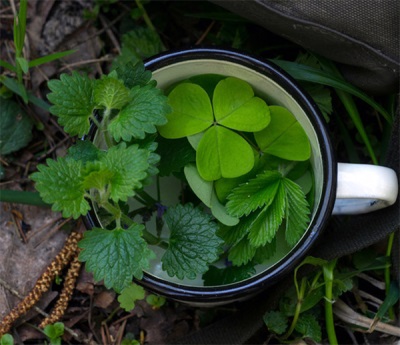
(84, 47, 337, 304)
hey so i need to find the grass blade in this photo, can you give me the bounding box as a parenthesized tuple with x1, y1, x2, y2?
(271, 59, 392, 124)
(0, 59, 17, 73)
(29, 50, 76, 68)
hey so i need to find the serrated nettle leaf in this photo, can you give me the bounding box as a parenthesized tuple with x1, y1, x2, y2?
(0, 98, 33, 155)
(94, 75, 129, 110)
(254, 106, 311, 161)
(78, 225, 154, 293)
(121, 27, 164, 60)
(82, 161, 114, 192)
(203, 263, 256, 286)
(161, 204, 223, 280)
(99, 143, 150, 202)
(213, 77, 270, 132)
(158, 83, 213, 138)
(31, 157, 90, 219)
(118, 283, 146, 312)
(197, 125, 254, 181)
(283, 178, 311, 247)
(113, 61, 152, 89)
(67, 140, 102, 164)
(108, 84, 170, 141)
(263, 310, 288, 335)
(295, 313, 322, 342)
(226, 170, 282, 217)
(47, 72, 95, 136)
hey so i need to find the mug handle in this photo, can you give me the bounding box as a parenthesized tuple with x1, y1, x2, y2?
(333, 163, 398, 215)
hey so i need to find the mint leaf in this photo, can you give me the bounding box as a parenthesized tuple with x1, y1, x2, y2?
(213, 77, 270, 132)
(225, 171, 282, 217)
(121, 27, 164, 60)
(203, 263, 256, 286)
(283, 178, 310, 247)
(68, 140, 102, 164)
(114, 61, 152, 89)
(78, 225, 154, 293)
(47, 72, 95, 136)
(0, 98, 33, 155)
(31, 157, 90, 219)
(254, 106, 311, 161)
(295, 313, 322, 342)
(118, 283, 145, 312)
(83, 143, 149, 202)
(94, 75, 129, 110)
(161, 204, 223, 279)
(108, 85, 170, 141)
(263, 310, 288, 335)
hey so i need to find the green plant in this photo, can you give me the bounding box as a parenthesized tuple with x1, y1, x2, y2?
(0, 334, 13, 345)
(42, 322, 65, 345)
(28, 60, 313, 296)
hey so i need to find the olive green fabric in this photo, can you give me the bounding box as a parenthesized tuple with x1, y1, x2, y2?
(211, 0, 400, 94)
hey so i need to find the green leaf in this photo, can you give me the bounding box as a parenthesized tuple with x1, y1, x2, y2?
(16, 57, 29, 74)
(114, 61, 152, 89)
(84, 143, 150, 202)
(156, 137, 196, 176)
(0, 334, 14, 345)
(47, 72, 95, 136)
(161, 204, 223, 279)
(31, 157, 90, 219)
(0, 98, 33, 155)
(283, 178, 310, 247)
(295, 313, 322, 342)
(67, 140, 102, 164)
(225, 171, 282, 217)
(43, 322, 64, 345)
(108, 85, 170, 141)
(248, 184, 285, 247)
(213, 77, 270, 132)
(254, 106, 311, 161)
(118, 283, 146, 311)
(263, 310, 288, 335)
(0, 59, 17, 73)
(121, 27, 164, 60)
(146, 294, 166, 309)
(94, 75, 129, 110)
(228, 236, 257, 266)
(158, 83, 213, 138)
(203, 263, 256, 286)
(197, 125, 254, 181)
(374, 281, 399, 320)
(252, 238, 277, 264)
(78, 225, 155, 293)
(28, 50, 76, 68)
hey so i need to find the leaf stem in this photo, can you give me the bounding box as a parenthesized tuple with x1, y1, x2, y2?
(323, 259, 338, 345)
(135, 0, 156, 32)
(282, 277, 307, 339)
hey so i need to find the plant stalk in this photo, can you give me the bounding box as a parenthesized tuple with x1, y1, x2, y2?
(0, 190, 49, 207)
(385, 232, 395, 320)
(323, 259, 338, 345)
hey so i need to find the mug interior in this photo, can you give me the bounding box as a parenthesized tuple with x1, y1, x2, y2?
(88, 49, 335, 303)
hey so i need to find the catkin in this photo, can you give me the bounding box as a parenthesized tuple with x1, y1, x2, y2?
(0, 232, 82, 336)
(39, 255, 82, 328)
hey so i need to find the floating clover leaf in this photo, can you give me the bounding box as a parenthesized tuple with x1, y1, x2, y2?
(161, 204, 223, 280)
(254, 106, 311, 161)
(78, 225, 155, 293)
(158, 77, 270, 180)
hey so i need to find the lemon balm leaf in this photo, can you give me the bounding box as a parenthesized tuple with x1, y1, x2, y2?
(161, 204, 223, 280)
(255, 106, 311, 161)
(213, 77, 270, 132)
(158, 83, 213, 138)
(78, 225, 154, 293)
(94, 75, 130, 110)
(47, 72, 95, 136)
(197, 126, 254, 181)
(108, 84, 170, 141)
(31, 157, 90, 219)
